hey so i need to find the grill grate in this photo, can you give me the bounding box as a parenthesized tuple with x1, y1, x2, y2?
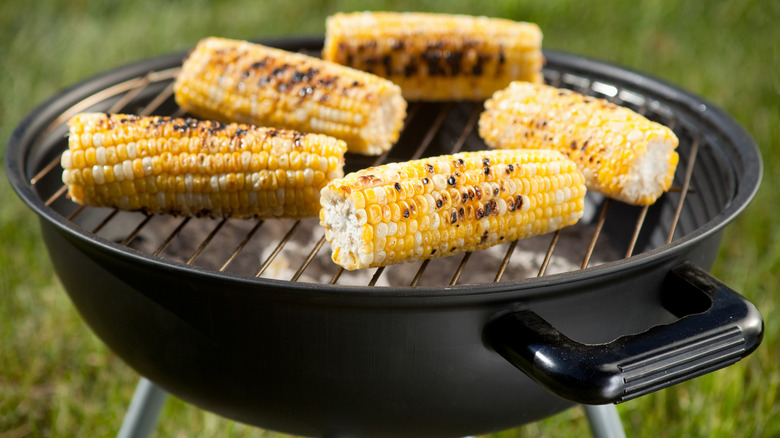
(27, 46, 708, 289)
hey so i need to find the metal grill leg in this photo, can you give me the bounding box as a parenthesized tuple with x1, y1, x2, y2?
(117, 377, 168, 438)
(583, 404, 626, 438)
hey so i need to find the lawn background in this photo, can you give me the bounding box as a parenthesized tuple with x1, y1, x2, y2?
(1, 0, 778, 436)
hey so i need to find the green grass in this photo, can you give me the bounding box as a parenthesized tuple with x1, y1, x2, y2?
(2, 0, 778, 436)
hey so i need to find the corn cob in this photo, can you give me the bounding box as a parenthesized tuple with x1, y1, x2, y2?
(60, 113, 347, 218)
(479, 82, 679, 205)
(319, 149, 586, 270)
(322, 12, 544, 101)
(173, 37, 407, 156)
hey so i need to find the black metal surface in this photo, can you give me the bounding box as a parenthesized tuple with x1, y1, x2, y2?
(4, 37, 764, 437)
(485, 262, 764, 405)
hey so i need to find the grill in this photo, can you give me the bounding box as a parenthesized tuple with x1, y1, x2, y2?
(25, 50, 711, 288)
(6, 37, 763, 438)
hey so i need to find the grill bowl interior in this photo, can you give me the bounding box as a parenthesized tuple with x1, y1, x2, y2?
(5, 37, 762, 437)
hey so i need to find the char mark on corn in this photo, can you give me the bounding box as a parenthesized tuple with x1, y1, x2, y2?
(479, 81, 679, 205)
(60, 112, 347, 218)
(174, 37, 407, 156)
(319, 149, 586, 270)
(323, 12, 545, 101)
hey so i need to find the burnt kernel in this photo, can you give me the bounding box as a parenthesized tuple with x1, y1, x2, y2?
(493, 187, 499, 196)
(317, 76, 337, 88)
(475, 207, 484, 220)
(451, 211, 458, 224)
(426, 164, 435, 173)
(422, 177, 430, 185)
(507, 164, 515, 172)
(357, 174, 383, 185)
(298, 86, 314, 97)
(461, 191, 469, 203)
(489, 200, 498, 215)
(445, 51, 463, 76)
(468, 188, 475, 200)
(458, 207, 464, 219)
(436, 199, 443, 208)
(382, 55, 392, 74)
(404, 63, 418, 78)
(484, 202, 491, 216)
(235, 128, 247, 136)
(570, 140, 578, 150)
(430, 248, 437, 255)
(290, 71, 306, 83)
(482, 157, 491, 166)
(403, 208, 410, 219)
(507, 198, 516, 212)
(427, 52, 444, 76)
(474, 186, 482, 200)
(447, 176, 457, 186)
(472, 59, 484, 76)
(409, 204, 416, 213)
(251, 59, 268, 69)
(394, 182, 402, 191)
(480, 231, 489, 243)
(515, 195, 524, 209)
(483, 167, 491, 175)
(271, 66, 288, 76)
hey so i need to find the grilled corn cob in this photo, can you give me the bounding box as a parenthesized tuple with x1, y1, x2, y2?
(174, 37, 407, 156)
(479, 82, 679, 205)
(319, 149, 586, 270)
(60, 113, 347, 218)
(322, 12, 544, 101)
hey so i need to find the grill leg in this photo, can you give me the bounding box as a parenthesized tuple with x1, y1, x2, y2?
(117, 377, 168, 438)
(583, 404, 626, 438)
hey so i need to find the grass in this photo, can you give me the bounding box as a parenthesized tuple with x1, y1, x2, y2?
(1, 0, 778, 436)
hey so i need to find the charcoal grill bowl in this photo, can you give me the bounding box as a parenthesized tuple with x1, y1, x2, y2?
(5, 37, 763, 437)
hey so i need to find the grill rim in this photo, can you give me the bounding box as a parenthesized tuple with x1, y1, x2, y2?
(5, 37, 762, 301)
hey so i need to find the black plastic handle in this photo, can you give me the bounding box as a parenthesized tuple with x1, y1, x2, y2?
(485, 262, 764, 405)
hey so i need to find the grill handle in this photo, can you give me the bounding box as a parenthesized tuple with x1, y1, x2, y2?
(485, 262, 764, 405)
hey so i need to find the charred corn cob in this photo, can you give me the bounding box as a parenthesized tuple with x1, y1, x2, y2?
(322, 12, 544, 101)
(174, 37, 407, 156)
(60, 113, 347, 218)
(319, 149, 586, 270)
(479, 82, 679, 205)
